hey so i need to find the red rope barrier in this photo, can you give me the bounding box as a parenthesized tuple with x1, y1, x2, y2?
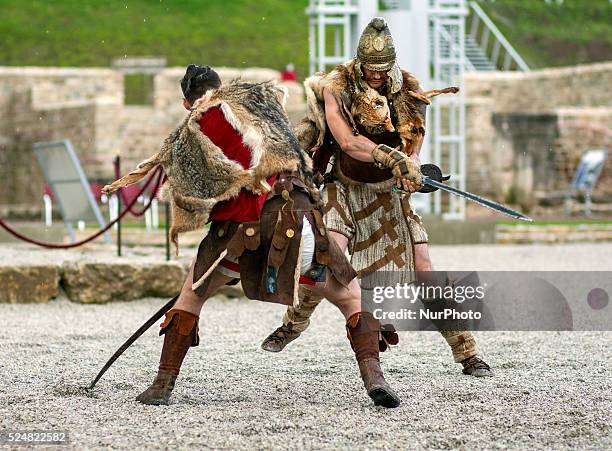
(119, 169, 165, 217)
(114, 159, 165, 217)
(0, 166, 165, 249)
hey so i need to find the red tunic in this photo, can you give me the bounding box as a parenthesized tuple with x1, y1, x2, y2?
(199, 106, 275, 222)
(198, 107, 318, 286)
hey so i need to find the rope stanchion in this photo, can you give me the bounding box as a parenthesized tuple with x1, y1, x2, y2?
(0, 166, 165, 249)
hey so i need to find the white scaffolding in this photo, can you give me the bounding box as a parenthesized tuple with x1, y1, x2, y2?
(306, 0, 468, 220)
(306, 0, 358, 74)
(429, 0, 468, 219)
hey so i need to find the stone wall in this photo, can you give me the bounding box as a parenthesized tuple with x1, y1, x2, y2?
(0, 68, 123, 207)
(2, 61, 610, 217)
(490, 112, 560, 209)
(0, 66, 304, 212)
(464, 62, 612, 113)
(553, 108, 612, 197)
(464, 62, 612, 212)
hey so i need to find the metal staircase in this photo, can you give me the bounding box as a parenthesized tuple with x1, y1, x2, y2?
(466, 1, 529, 71)
(464, 34, 496, 71)
(304, 0, 528, 220)
(306, 1, 529, 75)
(429, 1, 528, 72)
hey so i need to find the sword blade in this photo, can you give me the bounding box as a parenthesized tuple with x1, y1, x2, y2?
(423, 176, 533, 222)
(86, 295, 178, 390)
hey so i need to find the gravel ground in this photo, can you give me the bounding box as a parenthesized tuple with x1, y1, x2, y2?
(0, 242, 196, 267)
(1, 243, 612, 450)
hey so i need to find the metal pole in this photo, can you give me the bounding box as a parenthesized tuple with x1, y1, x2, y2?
(43, 194, 53, 227)
(117, 188, 121, 257)
(116, 188, 122, 257)
(165, 202, 171, 261)
(318, 8, 325, 72)
(115, 155, 122, 257)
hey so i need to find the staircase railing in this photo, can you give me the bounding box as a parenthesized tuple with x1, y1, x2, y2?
(437, 23, 476, 72)
(468, 1, 530, 71)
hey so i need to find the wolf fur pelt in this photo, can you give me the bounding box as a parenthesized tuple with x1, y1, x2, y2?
(298, 59, 458, 156)
(103, 80, 314, 251)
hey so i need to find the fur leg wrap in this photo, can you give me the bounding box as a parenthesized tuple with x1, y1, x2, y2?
(441, 330, 478, 363)
(282, 286, 324, 333)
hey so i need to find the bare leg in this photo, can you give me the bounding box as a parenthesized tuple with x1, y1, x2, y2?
(172, 258, 234, 315)
(414, 243, 433, 271)
(309, 275, 361, 320)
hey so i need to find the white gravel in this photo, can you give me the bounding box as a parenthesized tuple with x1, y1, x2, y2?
(0, 242, 196, 267)
(1, 243, 612, 449)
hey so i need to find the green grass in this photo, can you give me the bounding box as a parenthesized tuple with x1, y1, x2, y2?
(0, 0, 609, 78)
(478, 0, 612, 68)
(0, 0, 311, 77)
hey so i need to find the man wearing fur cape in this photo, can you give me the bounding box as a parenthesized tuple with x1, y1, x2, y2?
(260, 18, 493, 377)
(103, 65, 402, 408)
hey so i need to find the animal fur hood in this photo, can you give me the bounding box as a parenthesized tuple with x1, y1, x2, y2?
(103, 80, 314, 250)
(298, 58, 427, 153)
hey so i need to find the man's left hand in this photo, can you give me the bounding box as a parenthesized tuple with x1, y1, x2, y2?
(391, 156, 422, 192)
(394, 153, 423, 193)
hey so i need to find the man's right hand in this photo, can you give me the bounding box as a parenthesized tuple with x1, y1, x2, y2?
(372, 144, 423, 191)
(371, 143, 402, 168)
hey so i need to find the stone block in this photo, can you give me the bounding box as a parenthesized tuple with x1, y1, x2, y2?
(0, 265, 60, 303)
(61, 261, 186, 303)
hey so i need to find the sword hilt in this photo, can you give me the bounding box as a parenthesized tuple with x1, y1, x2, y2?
(419, 164, 450, 193)
(392, 164, 533, 221)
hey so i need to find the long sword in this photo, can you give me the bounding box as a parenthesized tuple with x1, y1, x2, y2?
(420, 176, 533, 222)
(86, 295, 178, 390)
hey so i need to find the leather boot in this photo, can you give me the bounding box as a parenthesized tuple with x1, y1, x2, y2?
(346, 312, 400, 408)
(461, 355, 494, 377)
(136, 309, 199, 405)
(261, 286, 324, 352)
(260, 324, 301, 352)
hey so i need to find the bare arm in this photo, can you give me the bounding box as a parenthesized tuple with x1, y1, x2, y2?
(323, 88, 376, 162)
(324, 86, 423, 192)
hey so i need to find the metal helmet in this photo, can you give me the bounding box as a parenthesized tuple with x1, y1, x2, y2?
(356, 17, 396, 72)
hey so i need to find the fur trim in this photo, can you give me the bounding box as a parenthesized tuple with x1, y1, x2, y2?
(304, 59, 426, 144)
(218, 101, 264, 168)
(276, 84, 289, 110)
(104, 80, 316, 252)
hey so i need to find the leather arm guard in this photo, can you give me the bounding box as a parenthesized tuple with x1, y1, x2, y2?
(372, 144, 423, 187)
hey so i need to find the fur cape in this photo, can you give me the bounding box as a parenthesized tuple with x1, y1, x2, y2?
(297, 58, 427, 154)
(103, 80, 314, 251)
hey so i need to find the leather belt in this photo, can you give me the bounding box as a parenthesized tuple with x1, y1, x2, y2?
(337, 152, 393, 183)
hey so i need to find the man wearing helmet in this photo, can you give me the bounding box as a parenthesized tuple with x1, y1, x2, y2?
(261, 18, 493, 377)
